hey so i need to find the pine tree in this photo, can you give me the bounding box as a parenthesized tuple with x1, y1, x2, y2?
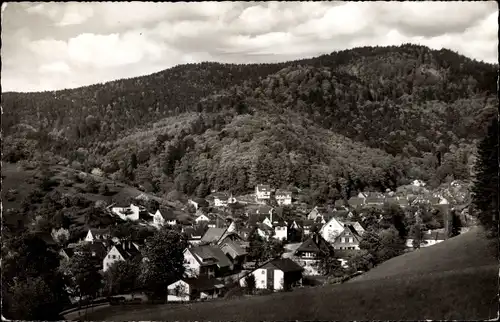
(471, 118, 499, 238)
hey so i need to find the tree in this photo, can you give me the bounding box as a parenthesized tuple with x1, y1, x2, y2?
(139, 227, 188, 300)
(65, 244, 103, 312)
(346, 249, 375, 272)
(316, 247, 343, 277)
(52, 227, 70, 245)
(471, 117, 498, 238)
(7, 276, 61, 321)
(103, 260, 140, 296)
(376, 227, 406, 262)
(244, 274, 256, 294)
(448, 209, 462, 238)
(2, 232, 68, 320)
(409, 215, 425, 249)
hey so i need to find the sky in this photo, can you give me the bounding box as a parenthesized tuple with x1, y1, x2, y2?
(2, 1, 498, 93)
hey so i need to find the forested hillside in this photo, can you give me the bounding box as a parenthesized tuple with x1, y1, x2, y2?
(2, 44, 497, 202)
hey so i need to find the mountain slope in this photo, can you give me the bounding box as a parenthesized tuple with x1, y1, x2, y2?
(2, 44, 497, 199)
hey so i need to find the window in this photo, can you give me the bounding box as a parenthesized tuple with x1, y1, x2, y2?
(341, 237, 345, 243)
(349, 237, 353, 243)
(261, 270, 265, 275)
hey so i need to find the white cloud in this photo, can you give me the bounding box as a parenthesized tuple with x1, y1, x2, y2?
(39, 61, 71, 74)
(1, 1, 497, 93)
(57, 4, 94, 26)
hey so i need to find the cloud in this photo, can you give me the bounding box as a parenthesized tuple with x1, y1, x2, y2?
(57, 3, 94, 26)
(39, 61, 71, 74)
(1, 1, 497, 93)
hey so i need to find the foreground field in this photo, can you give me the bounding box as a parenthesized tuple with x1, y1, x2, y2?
(85, 227, 498, 321)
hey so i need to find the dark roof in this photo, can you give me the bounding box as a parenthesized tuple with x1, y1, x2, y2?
(275, 189, 292, 196)
(189, 245, 232, 268)
(192, 198, 209, 207)
(201, 227, 226, 243)
(33, 231, 57, 246)
(114, 243, 142, 260)
(247, 213, 269, 226)
(89, 228, 110, 236)
(264, 258, 303, 273)
(220, 239, 247, 257)
(295, 232, 332, 254)
(89, 241, 109, 259)
(62, 248, 75, 258)
(181, 277, 226, 292)
(334, 199, 346, 208)
(212, 192, 229, 199)
(158, 208, 177, 220)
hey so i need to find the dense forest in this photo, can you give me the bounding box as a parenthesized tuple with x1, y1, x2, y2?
(2, 44, 497, 202)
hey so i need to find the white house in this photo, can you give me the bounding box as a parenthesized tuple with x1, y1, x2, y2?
(84, 228, 110, 243)
(319, 216, 345, 244)
(183, 245, 232, 278)
(102, 242, 141, 272)
(195, 213, 210, 224)
(239, 258, 303, 291)
(275, 189, 292, 206)
(152, 208, 178, 227)
(273, 221, 288, 241)
(167, 278, 226, 302)
(110, 203, 145, 221)
(255, 184, 271, 203)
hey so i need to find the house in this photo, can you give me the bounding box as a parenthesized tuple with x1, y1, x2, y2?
(211, 192, 236, 207)
(347, 197, 365, 208)
(294, 232, 334, 276)
(152, 208, 178, 227)
(342, 221, 365, 236)
(275, 189, 292, 206)
(84, 228, 111, 243)
(334, 199, 347, 209)
(307, 206, 328, 221)
(246, 205, 274, 217)
(167, 277, 226, 302)
(111, 203, 148, 221)
(188, 198, 209, 210)
(239, 258, 303, 291)
(332, 225, 362, 250)
(33, 231, 58, 247)
(183, 245, 233, 278)
(319, 215, 345, 244)
(255, 184, 272, 203)
(103, 242, 141, 272)
(406, 230, 447, 249)
(183, 226, 206, 246)
(272, 217, 288, 241)
(195, 213, 210, 224)
(200, 227, 227, 244)
(207, 213, 228, 229)
(287, 220, 303, 243)
(219, 239, 247, 270)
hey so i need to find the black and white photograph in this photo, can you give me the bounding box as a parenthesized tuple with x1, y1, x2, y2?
(1, 1, 499, 321)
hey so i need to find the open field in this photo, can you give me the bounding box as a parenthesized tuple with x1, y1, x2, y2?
(84, 227, 498, 321)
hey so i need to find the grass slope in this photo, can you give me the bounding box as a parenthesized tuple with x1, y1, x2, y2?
(85, 227, 498, 321)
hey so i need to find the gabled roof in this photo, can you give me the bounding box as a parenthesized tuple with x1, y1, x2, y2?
(181, 277, 226, 292)
(335, 225, 362, 244)
(33, 231, 57, 246)
(295, 232, 332, 254)
(189, 245, 232, 268)
(263, 258, 303, 273)
(157, 208, 178, 220)
(343, 221, 365, 234)
(365, 196, 385, 204)
(220, 239, 247, 258)
(89, 228, 110, 236)
(191, 198, 209, 207)
(275, 189, 292, 196)
(114, 244, 142, 260)
(247, 213, 269, 226)
(201, 227, 226, 243)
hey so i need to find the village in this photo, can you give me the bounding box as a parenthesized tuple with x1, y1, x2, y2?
(54, 180, 469, 304)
